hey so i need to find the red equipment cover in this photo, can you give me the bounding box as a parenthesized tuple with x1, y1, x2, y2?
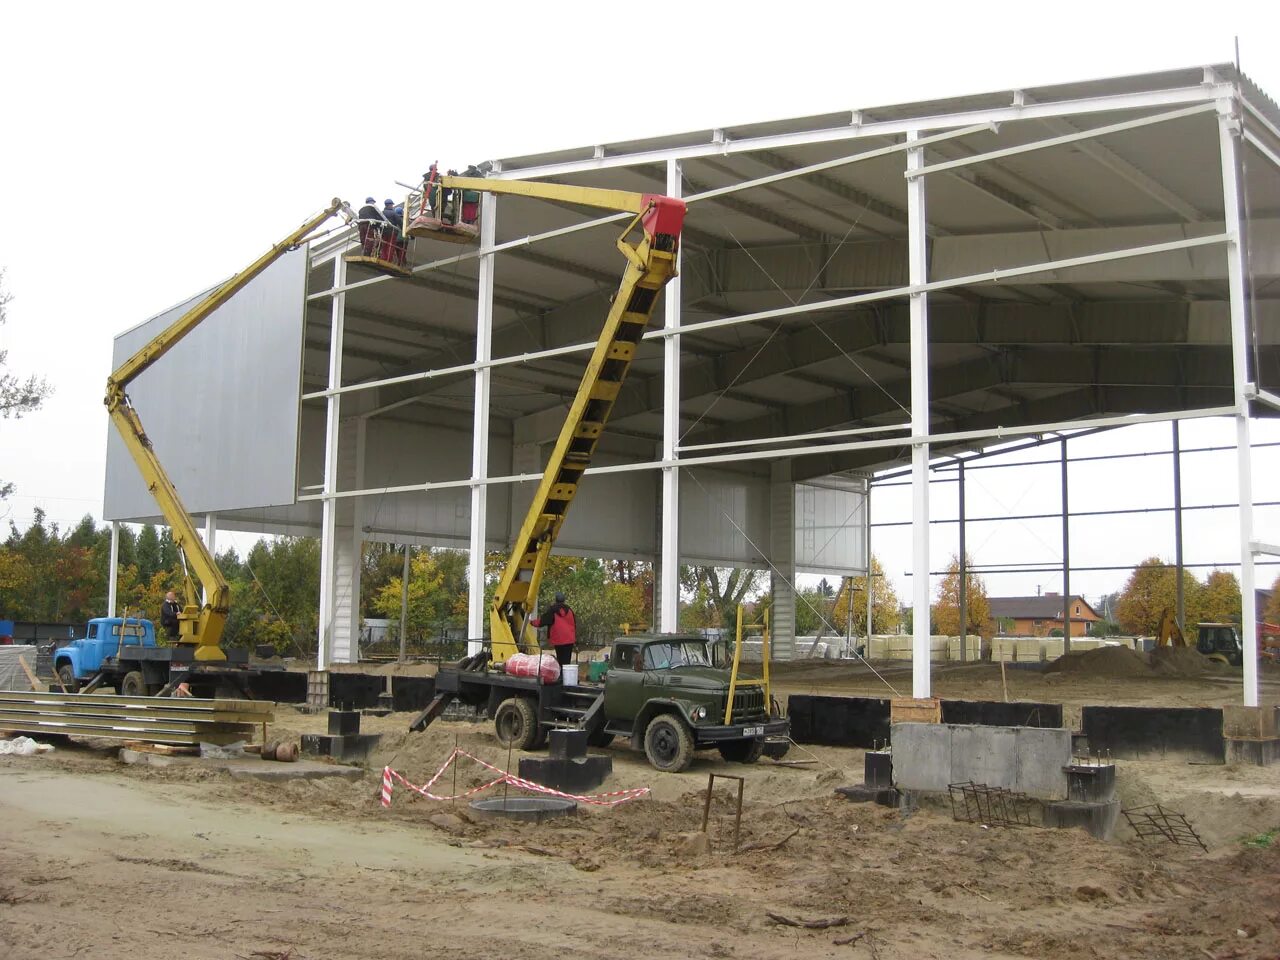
(503, 652, 560, 683)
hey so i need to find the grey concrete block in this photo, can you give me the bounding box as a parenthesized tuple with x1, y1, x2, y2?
(890, 722, 952, 793)
(1226, 737, 1280, 766)
(951, 725, 1017, 790)
(1043, 799, 1121, 841)
(1014, 726, 1071, 799)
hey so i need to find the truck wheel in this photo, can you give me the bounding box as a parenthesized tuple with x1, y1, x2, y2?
(120, 671, 148, 698)
(644, 714, 694, 772)
(587, 729, 615, 748)
(494, 698, 540, 751)
(717, 738, 764, 764)
(56, 664, 78, 692)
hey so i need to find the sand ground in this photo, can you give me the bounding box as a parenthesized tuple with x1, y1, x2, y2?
(2, 663, 1279, 960)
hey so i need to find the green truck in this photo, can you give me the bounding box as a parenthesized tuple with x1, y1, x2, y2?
(411, 634, 788, 773)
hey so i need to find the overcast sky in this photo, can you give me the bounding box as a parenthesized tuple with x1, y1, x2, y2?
(1, 1, 1278, 607)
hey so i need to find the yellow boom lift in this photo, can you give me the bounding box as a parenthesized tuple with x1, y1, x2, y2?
(105, 199, 353, 661)
(409, 171, 686, 663)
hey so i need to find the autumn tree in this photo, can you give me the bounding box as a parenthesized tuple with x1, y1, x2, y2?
(829, 556, 902, 636)
(1114, 557, 1203, 634)
(1200, 569, 1243, 624)
(372, 549, 454, 640)
(933, 554, 993, 638)
(679, 565, 765, 634)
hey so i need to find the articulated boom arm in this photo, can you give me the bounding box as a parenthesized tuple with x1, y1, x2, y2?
(441, 175, 686, 661)
(104, 199, 352, 661)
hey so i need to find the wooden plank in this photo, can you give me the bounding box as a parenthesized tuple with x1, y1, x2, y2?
(890, 697, 942, 725)
(16, 654, 42, 691)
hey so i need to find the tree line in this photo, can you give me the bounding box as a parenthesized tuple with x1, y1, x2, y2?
(2, 513, 1273, 651)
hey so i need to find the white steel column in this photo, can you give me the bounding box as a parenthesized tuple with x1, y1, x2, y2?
(318, 255, 346, 669)
(659, 158, 683, 633)
(467, 191, 498, 656)
(107, 521, 120, 618)
(907, 131, 933, 699)
(1219, 100, 1259, 706)
(201, 513, 217, 606)
(864, 484, 873, 652)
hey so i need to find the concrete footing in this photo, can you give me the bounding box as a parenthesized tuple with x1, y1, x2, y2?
(301, 732, 381, 762)
(890, 722, 1071, 799)
(1226, 737, 1280, 766)
(1043, 799, 1121, 840)
(518, 755, 611, 793)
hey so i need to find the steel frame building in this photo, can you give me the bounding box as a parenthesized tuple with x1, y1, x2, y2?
(105, 64, 1280, 705)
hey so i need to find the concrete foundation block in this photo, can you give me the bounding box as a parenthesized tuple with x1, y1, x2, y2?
(548, 728, 588, 761)
(301, 732, 381, 763)
(328, 710, 361, 736)
(1065, 763, 1116, 802)
(1226, 737, 1280, 766)
(890, 722, 953, 793)
(518, 755, 611, 794)
(951, 725, 1017, 789)
(1013, 727, 1072, 799)
(1043, 799, 1121, 841)
(864, 750, 893, 788)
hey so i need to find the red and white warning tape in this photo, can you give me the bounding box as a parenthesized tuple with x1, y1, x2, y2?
(379, 747, 650, 808)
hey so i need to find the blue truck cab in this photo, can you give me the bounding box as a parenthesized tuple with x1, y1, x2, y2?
(54, 617, 158, 694)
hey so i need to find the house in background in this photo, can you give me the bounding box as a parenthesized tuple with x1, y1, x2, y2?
(989, 593, 1101, 637)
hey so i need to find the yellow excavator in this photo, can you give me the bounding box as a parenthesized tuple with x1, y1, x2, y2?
(105, 199, 354, 665)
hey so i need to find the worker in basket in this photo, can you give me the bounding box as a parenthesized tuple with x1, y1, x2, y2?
(530, 592, 576, 666)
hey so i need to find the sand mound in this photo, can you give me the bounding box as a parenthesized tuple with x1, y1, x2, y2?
(1044, 645, 1153, 678)
(1149, 645, 1232, 677)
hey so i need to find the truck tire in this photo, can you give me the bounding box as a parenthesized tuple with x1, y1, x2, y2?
(120, 671, 147, 698)
(587, 728, 615, 748)
(56, 663, 78, 692)
(643, 714, 694, 773)
(717, 738, 764, 764)
(494, 697, 540, 751)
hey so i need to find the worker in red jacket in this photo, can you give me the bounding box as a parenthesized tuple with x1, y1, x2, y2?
(531, 592, 577, 666)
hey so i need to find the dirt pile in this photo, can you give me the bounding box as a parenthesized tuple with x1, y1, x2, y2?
(1044, 645, 1153, 678)
(1149, 645, 1231, 677)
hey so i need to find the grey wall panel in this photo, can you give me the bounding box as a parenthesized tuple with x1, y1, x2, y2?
(679, 468, 770, 567)
(104, 250, 308, 521)
(795, 479, 867, 576)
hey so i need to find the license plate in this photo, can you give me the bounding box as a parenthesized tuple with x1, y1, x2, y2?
(743, 726, 764, 737)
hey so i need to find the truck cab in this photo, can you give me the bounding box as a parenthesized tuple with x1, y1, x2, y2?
(54, 617, 157, 690)
(597, 634, 785, 772)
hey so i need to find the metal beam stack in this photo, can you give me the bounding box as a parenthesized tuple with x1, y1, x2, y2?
(0, 691, 274, 745)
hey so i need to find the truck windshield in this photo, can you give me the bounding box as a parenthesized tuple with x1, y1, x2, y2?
(642, 641, 711, 670)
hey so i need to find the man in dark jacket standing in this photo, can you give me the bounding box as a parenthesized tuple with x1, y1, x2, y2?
(531, 592, 576, 665)
(160, 590, 181, 643)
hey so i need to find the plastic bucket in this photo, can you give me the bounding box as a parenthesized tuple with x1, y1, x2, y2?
(561, 663, 579, 686)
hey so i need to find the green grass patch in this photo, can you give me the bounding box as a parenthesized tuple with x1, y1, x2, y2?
(1240, 828, 1280, 849)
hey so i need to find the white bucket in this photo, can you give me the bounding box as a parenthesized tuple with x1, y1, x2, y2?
(561, 663, 579, 686)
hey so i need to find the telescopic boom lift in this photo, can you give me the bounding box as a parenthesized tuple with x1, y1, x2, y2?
(105, 199, 353, 662)
(421, 172, 686, 662)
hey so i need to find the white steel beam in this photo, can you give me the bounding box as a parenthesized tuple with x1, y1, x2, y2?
(201, 513, 217, 607)
(487, 84, 1231, 182)
(678, 422, 908, 454)
(1252, 541, 1280, 558)
(907, 132, 932, 700)
(300, 404, 1239, 504)
(107, 521, 120, 618)
(1244, 130, 1280, 174)
(1252, 388, 1280, 413)
(317, 255, 346, 669)
(907, 104, 1217, 180)
(1219, 101, 1259, 707)
(302, 232, 1229, 403)
(659, 159, 683, 634)
(467, 192, 497, 656)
